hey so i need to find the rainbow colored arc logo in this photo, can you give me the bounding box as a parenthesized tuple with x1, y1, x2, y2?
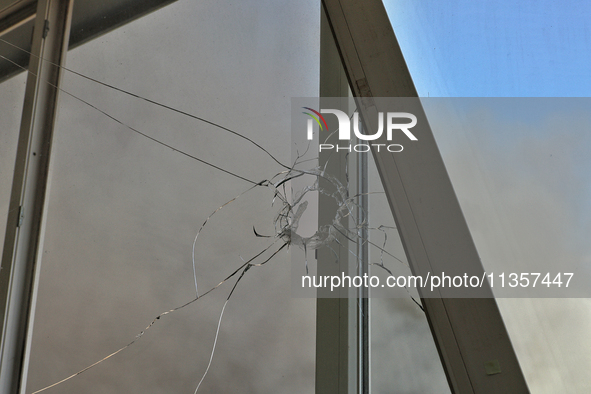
(302, 107, 328, 132)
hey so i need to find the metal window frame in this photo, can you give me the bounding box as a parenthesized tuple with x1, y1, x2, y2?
(315, 8, 371, 394)
(315, 8, 357, 393)
(0, 1, 74, 393)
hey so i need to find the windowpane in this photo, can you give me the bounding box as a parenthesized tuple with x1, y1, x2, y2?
(22, 1, 319, 392)
(425, 97, 591, 393)
(383, 1, 591, 392)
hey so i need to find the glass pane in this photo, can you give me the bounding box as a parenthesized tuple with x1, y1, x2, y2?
(22, 1, 319, 392)
(425, 97, 591, 393)
(383, 1, 591, 392)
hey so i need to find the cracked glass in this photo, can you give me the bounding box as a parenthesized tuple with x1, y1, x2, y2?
(16, 1, 319, 392)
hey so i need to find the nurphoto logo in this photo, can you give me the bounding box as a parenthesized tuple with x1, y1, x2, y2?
(302, 107, 418, 153)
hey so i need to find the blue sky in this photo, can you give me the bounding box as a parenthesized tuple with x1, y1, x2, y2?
(384, 0, 591, 97)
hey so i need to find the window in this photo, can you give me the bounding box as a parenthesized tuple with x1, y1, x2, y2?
(2, 1, 318, 392)
(5, 0, 587, 393)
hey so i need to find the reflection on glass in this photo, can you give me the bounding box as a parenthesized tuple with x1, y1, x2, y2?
(383, 0, 591, 390)
(426, 98, 591, 393)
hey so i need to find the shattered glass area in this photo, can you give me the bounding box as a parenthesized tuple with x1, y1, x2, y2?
(289, 98, 420, 300)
